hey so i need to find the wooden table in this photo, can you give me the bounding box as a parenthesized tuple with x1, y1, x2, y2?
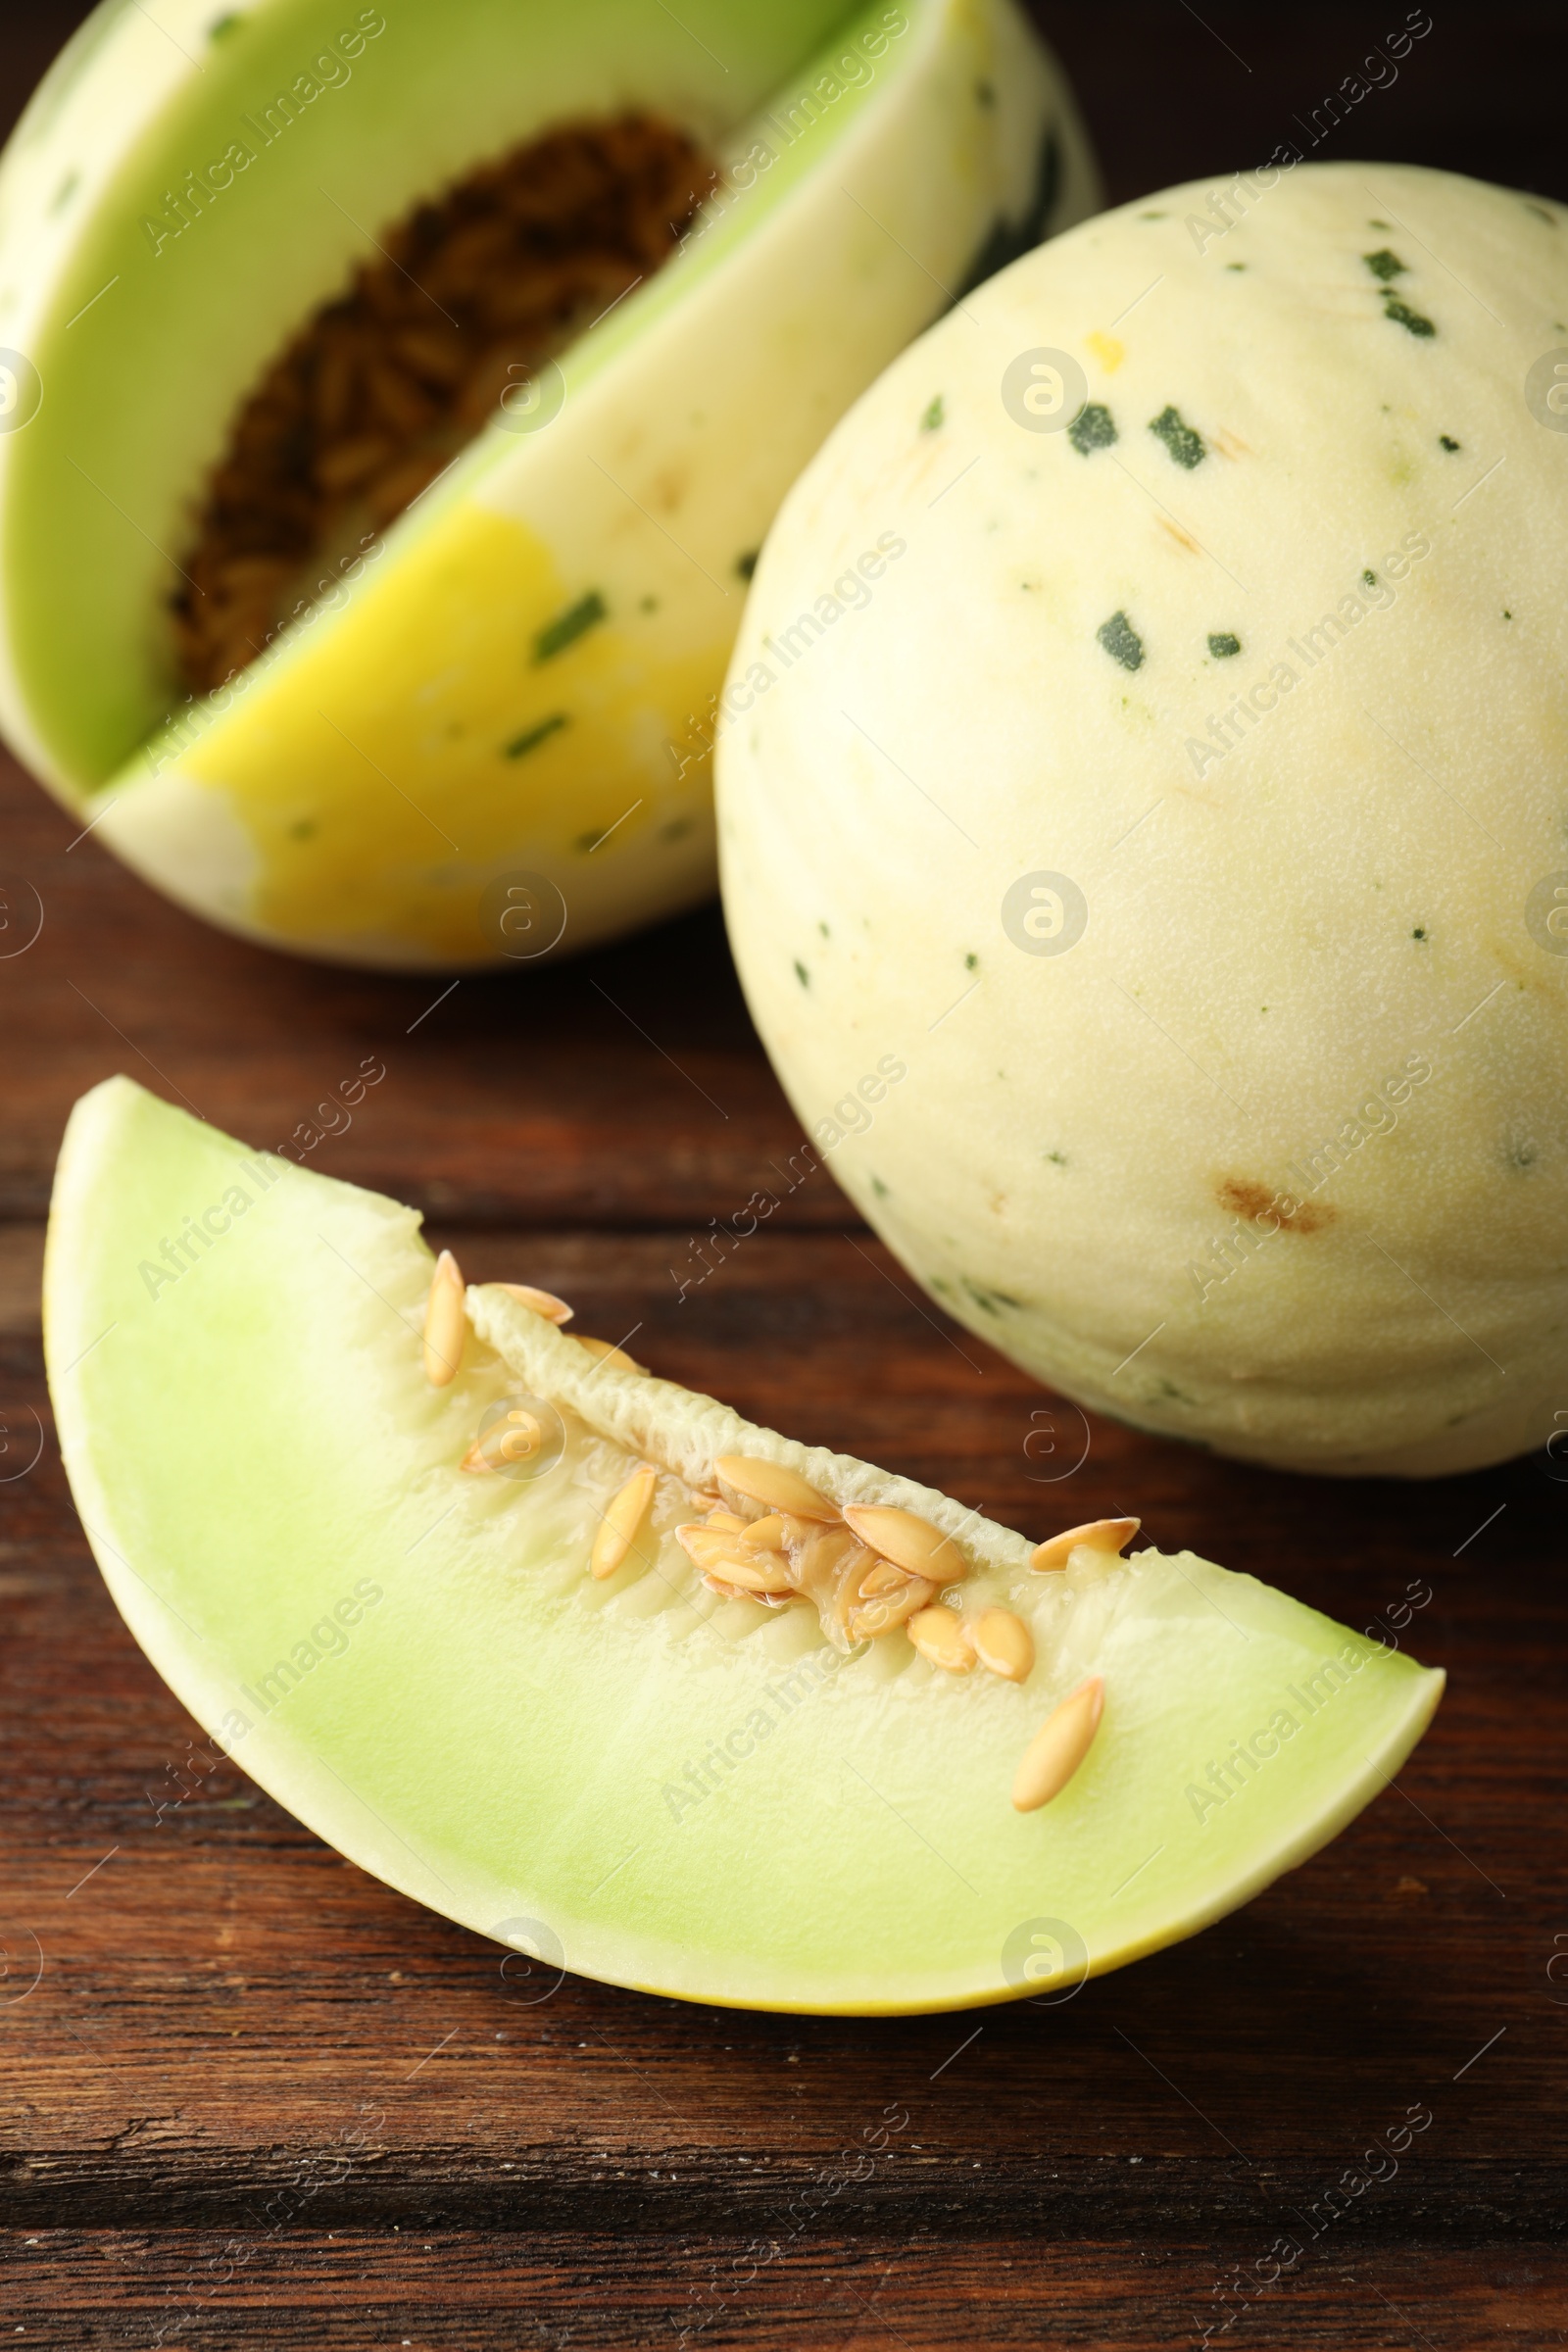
(3, 6, 1564, 2344)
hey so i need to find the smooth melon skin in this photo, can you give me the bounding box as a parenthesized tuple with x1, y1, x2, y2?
(716, 161, 1568, 1478)
(46, 1077, 1444, 2015)
(0, 0, 1098, 968)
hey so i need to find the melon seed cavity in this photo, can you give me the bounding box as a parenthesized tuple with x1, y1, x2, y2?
(172, 115, 717, 693)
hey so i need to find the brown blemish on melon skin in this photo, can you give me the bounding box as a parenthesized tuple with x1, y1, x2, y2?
(1216, 1175, 1335, 1233)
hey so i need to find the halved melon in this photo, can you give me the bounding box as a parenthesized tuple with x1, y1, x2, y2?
(0, 0, 1097, 967)
(45, 1077, 1444, 2013)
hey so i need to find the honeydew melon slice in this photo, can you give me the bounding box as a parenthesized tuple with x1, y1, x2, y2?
(0, 0, 1097, 967)
(45, 1077, 1444, 2014)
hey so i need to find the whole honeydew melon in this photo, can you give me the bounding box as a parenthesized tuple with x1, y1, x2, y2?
(716, 161, 1568, 1478)
(0, 0, 1097, 967)
(46, 1078, 1442, 2014)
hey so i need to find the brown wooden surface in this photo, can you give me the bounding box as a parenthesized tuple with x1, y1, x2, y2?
(3, 6, 1567, 2346)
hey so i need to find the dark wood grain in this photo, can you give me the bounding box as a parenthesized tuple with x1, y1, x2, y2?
(6, 2234, 1562, 2349)
(1032, 2, 1567, 213)
(2, 6, 1566, 2346)
(3, 2237, 1563, 2350)
(0, 764, 830, 1230)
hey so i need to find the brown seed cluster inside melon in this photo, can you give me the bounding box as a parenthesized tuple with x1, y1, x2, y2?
(172, 113, 718, 694)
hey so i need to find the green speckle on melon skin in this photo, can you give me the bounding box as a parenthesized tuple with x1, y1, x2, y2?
(1384, 297, 1437, 337)
(1097, 610, 1145, 671)
(532, 590, 609, 664)
(1067, 402, 1117, 456)
(503, 713, 568, 761)
(960, 1275, 1024, 1317)
(1148, 405, 1206, 468)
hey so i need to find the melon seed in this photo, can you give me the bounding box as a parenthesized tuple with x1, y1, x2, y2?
(743, 1513, 794, 1551)
(714, 1455, 838, 1522)
(972, 1607, 1035, 1683)
(422, 1249, 466, 1387)
(576, 1335, 644, 1373)
(591, 1462, 657, 1580)
(705, 1576, 797, 1609)
(842, 1503, 966, 1582)
(704, 1510, 750, 1534)
(847, 1576, 935, 1642)
(709, 1559, 798, 1596)
(675, 1523, 791, 1591)
(1011, 1677, 1104, 1811)
(675, 1523, 739, 1571)
(906, 1604, 975, 1673)
(497, 1282, 574, 1324)
(1031, 1516, 1140, 1573)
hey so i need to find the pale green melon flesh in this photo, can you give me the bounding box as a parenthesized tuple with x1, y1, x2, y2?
(45, 1078, 1443, 2013)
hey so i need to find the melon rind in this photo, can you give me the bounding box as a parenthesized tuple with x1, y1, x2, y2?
(45, 1077, 1444, 2014)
